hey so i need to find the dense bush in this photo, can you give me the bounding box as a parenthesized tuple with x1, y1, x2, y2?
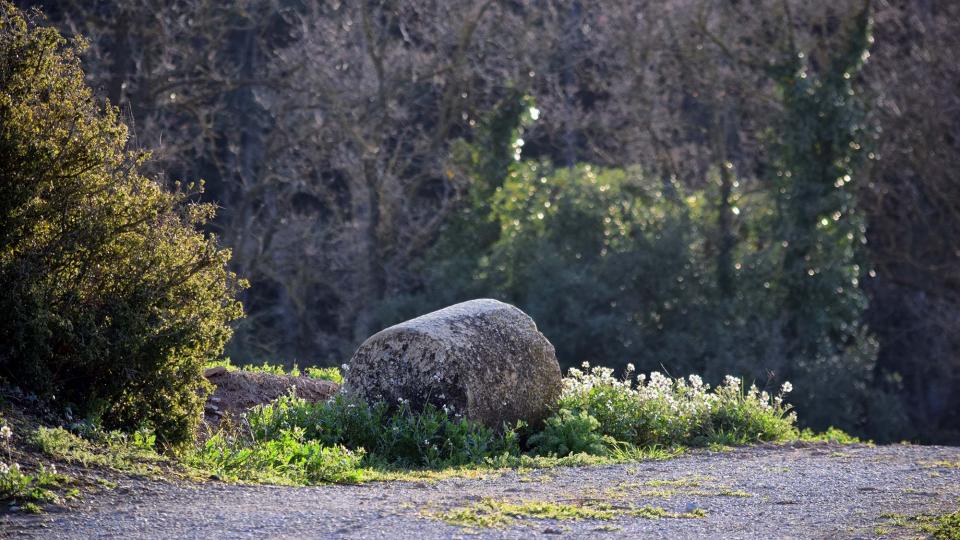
(0, 4, 243, 448)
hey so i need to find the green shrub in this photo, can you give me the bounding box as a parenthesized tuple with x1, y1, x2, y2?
(528, 409, 614, 457)
(245, 392, 520, 468)
(193, 429, 364, 484)
(0, 3, 243, 448)
(554, 364, 797, 450)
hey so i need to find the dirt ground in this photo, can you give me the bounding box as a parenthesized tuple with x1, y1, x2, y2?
(4, 443, 959, 539)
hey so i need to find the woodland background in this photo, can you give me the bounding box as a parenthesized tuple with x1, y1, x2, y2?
(19, 0, 959, 443)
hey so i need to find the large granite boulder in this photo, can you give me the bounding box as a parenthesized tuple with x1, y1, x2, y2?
(345, 299, 562, 429)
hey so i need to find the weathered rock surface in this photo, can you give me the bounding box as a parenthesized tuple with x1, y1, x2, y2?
(345, 299, 562, 428)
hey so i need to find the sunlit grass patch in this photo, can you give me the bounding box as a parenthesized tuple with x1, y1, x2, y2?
(31, 427, 171, 477)
(876, 507, 960, 539)
(204, 361, 345, 385)
(605, 476, 751, 501)
(429, 497, 706, 529)
(796, 426, 866, 445)
(920, 460, 960, 470)
(643, 475, 714, 488)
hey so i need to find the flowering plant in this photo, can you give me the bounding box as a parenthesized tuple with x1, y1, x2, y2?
(553, 363, 797, 450)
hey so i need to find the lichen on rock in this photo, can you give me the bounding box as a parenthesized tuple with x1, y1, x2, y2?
(344, 299, 562, 429)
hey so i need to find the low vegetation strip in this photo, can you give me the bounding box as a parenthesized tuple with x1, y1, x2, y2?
(187, 364, 805, 486)
(3, 361, 862, 512)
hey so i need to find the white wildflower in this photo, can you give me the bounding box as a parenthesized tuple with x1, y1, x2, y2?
(781, 381, 793, 394)
(625, 363, 635, 372)
(0, 462, 8, 475)
(0, 425, 11, 440)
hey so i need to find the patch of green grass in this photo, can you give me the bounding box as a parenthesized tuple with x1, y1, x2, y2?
(921, 460, 960, 470)
(304, 367, 344, 384)
(430, 497, 706, 529)
(206, 360, 344, 384)
(606, 477, 750, 500)
(877, 507, 960, 539)
(204, 358, 239, 371)
(369, 466, 504, 483)
(31, 427, 170, 477)
(189, 428, 365, 484)
(717, 489, 752, 497)
(643, 475, 712, 488)
(240, 362, 301, 377)
(932, 508, 960, 539)
(796, 426, 865, 445)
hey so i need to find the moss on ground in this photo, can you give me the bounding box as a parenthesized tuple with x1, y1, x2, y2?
(876, 507, 960, 539)
(604, 476, 751, 501)
(429, 497, 706, 530)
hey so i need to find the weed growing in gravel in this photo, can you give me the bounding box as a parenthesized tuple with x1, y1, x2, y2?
(877, 508, 960, 539)
(932, 508, 960, 539)
(431, 497, 706, 529)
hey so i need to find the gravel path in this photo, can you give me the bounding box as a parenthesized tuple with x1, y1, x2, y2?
(3, 443, 959, 539)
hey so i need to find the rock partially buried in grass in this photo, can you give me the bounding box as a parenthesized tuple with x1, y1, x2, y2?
(345, 299, 562, 429)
